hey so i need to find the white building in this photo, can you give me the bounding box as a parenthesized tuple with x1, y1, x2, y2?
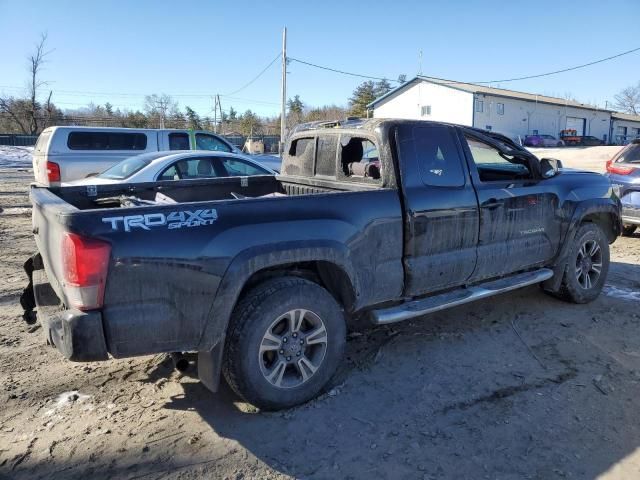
(369, 76, 614, 143)
(611, 112, 640, 144)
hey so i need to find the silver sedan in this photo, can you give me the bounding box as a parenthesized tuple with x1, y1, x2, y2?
(64, 151, 275, 186)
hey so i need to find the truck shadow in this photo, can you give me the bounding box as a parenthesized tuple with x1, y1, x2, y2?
(160, 260, 640, 479)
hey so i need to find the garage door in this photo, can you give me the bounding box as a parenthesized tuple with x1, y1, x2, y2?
(566, 117, 585, 136)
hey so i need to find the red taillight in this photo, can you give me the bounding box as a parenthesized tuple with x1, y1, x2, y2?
(606, 159, 634, 175)
(62, 233, 111, 310)
(47, 161, 60, 182)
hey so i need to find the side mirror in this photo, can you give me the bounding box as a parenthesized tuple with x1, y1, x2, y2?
(540, 158, 563, 178)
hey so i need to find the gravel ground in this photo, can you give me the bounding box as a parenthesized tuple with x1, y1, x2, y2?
(1, 167, 640, 480)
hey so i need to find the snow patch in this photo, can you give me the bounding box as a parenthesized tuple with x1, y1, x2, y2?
(0, 207, 32, 215)
(0, 146, 33, 168)
(44, 391, 92, 416)
(603, 285, 640, 302)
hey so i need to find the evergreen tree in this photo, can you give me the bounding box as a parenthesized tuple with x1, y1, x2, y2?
(239, 109, 263, 136)
(104, 102, 114, 116)
(373, 79, 392, 98)
(287, 95, 304, 115)
(349, 81, 377, 117)
(185, 106, 202, 130)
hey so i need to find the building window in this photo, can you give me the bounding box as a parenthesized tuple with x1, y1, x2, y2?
(475, 99, 483, 113)
(421, 105, 432, 116)
(634, 128, 640, 138)
(485, 125, 492, 131)
(497, 103, 504, 115)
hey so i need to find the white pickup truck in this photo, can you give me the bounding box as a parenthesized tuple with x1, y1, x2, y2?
(32, 126, 245, 185)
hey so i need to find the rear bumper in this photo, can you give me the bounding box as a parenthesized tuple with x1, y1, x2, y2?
(41, 308, 109, 361)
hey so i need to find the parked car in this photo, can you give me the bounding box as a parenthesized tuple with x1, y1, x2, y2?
(578, 136, 605, 146)
(21, 118, 621, 410)
(606, 139, 640, 236)
(524, 134, 564, 147)
(32, 126, 244, 186)
(63, 151, 275, 186)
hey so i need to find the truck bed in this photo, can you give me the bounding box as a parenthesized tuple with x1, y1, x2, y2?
(29, 173, 404, 359)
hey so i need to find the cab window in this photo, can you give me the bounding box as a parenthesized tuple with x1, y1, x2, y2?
(195, 133, 231, 152)
(466, 137, 531, 182)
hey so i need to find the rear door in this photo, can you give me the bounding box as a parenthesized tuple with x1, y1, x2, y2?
(461, 134, 561, 281)
(396, 123, 479, 297)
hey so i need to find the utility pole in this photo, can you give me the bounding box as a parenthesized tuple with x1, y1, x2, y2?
(212, 95, 223, 133)
(280, 27, 287, 156)
(213, 96, 217, 133)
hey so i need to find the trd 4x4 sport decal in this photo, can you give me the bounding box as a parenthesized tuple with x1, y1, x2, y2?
(102, 209, 218, 232)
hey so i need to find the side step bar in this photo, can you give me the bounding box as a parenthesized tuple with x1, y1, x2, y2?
(371, 268, 554, 325)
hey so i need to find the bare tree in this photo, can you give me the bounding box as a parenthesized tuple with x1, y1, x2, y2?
(0, 33, 53, 134)
(144, 94, 178, 128)
(613, 83, 640, 115)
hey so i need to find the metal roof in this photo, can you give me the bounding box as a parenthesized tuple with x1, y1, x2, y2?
(611, 111, 640, 122)
(368, 76, 613, 113)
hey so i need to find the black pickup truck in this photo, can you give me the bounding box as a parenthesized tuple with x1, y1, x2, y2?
(22, 118, 621, 410)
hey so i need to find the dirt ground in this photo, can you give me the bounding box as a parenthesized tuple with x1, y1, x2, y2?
(1, 166, 640, 480)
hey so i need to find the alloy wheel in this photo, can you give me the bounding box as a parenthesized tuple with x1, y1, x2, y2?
(258, 309, 328, 389)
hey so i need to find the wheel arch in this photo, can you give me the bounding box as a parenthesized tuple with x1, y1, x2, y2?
(197, 241, 359, 353)
(543, 200, 620, 292)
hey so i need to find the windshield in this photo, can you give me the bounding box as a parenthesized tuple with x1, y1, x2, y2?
(615, 143, 640, 164)
(98, 152, 167, 179)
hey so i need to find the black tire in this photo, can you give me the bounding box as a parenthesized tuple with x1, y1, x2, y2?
(554, 223, 610, 304)
(222, 276, 346, 410)
(622, 225, 637, 237)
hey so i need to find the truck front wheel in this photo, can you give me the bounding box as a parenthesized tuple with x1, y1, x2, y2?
(222, 277, 346, 410)
(554, 223, 610, 304)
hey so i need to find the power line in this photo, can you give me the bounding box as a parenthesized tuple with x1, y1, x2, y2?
(288, 57, 398, 83)
(290, 46, 640, 85)
(468, 46, 640, 84)
(224, 53, 281, 96)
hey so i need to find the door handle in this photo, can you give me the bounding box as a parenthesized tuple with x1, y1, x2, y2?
(484, 199, 501, 209)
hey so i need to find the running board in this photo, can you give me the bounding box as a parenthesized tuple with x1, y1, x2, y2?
(371, 268, 554, 325)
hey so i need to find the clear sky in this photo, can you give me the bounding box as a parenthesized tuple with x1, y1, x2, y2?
(1, 0, 639, 117)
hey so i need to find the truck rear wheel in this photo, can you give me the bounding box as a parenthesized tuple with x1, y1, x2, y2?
(622, 225, 637, 237)
(222, 277, 346, 410)
(554, 223, 609, 304)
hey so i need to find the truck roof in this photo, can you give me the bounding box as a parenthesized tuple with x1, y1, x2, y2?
(290, 118, 531, 157)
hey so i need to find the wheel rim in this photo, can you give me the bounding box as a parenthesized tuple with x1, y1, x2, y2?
(258, 309, 328, 389)
(575, 239, 603, 289)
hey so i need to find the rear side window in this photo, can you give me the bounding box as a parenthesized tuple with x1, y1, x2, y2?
(220, 158, 269, 176)
(615, 143, 640, 163)
(412, 125, 465, 187)
(158, 157, 219, 180)
(67, 132, 147, 150)
(339, 137, 381, 181)
(169, 132, 190, 150)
